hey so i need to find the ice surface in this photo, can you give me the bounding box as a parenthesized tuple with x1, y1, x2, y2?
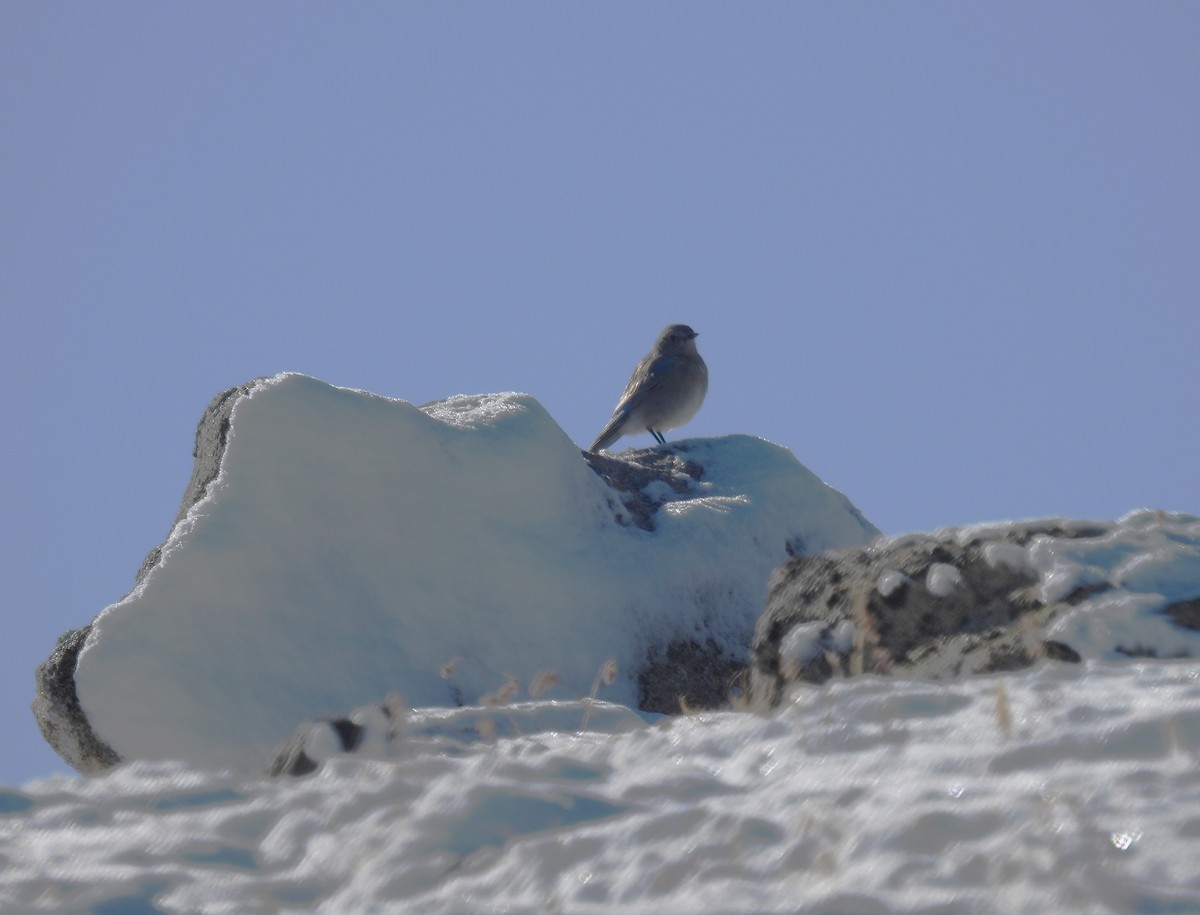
(5, 662, 1200, 913)
(70, 374, 878, 770)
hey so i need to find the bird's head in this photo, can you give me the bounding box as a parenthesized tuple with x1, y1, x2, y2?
(658, 324, 700, 352)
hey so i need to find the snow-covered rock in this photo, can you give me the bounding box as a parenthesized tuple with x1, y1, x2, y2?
(751, 512, 1200, 705)
(33, 373, 879, 774)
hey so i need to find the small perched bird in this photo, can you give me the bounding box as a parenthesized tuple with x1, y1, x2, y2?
(589, 324, 708, 452)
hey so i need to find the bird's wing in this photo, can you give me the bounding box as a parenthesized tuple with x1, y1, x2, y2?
(612, 353, 676, 415)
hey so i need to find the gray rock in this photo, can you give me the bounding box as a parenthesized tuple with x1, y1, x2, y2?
(749, 521, 1112, 707)
(581, 447, 706, 532)
(1166, 597, 1200, 631)
(270, 713, 373, 778)
(136, 380, 265, 582)
(36, 379, 857, 773)
(637, 637, 747, 715)
(30, 627, 121, 775)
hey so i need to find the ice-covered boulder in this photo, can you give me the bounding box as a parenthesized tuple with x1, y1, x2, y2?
(34, 373, 879, 774)
(750, 512, 1200, 706)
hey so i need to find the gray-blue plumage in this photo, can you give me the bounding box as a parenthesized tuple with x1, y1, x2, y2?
(590, 324, 708, 452)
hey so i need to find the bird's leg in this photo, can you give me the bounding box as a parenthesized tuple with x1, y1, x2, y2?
(649, 429, 666, 444)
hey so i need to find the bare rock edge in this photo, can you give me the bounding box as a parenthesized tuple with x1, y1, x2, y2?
(32, 382, 258, 774)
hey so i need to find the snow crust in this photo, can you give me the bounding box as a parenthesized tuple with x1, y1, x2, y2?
(71, 374, 878, 770)
(6, 662, 1200, 913)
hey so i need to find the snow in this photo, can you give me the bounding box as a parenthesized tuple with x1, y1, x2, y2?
(778, 621, 856, 679)
(779, 622, 827, 667)
(70, 374, 878, 770)
(5, 662, 1200, 913)
(876, 569, 910, 598)
(925, 562, 963, 596)
(982, 540, 1033, 574)
(15, 375, 1200, 911)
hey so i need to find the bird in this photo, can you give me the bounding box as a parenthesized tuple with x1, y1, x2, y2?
(589, 324, 708, 452)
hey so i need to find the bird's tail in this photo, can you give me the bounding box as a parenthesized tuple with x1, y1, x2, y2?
(589, 413, 627, 452)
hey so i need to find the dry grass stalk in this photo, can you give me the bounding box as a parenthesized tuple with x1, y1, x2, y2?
(849, 624, 866, 677)
(529, 669, 559, 698)
(495, 675, 519, 704)
(582, 658, 618, 728)
(823, 650, 842, 677)
(995, 683, 1013, 739)
(478, 675, 523, 737)
(476, 716, 497, 740)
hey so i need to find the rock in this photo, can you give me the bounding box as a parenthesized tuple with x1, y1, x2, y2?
(31, 627, 121, 775)
(581, 448, 707, 532)
(269, 694, 406, 777)
(1166, 597, 1200, 631)
(135, 380, 262, 582)
(34, 374, 878, 773)
(749, 520, 1123, 707)
(637, 638, 747, 715)
(267, 696, 646, 777)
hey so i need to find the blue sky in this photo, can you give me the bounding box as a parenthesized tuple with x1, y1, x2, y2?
(3, 3, 1197, 785)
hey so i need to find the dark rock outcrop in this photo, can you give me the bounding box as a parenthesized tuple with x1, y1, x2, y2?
(30, 628, 121, 775)
(637, 638, 747, 714)
(1166, 597, 1200, 631)
(581, 448, 706, 532)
